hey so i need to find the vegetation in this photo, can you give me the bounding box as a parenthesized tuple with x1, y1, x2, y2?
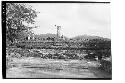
(100, 58, 112, 73)
(6, 3, 37, 43)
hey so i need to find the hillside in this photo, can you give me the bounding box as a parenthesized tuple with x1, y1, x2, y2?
(34, 33, 57, 38)
(18, 33, 111, 42)
(33, 33, 69, 40)
(71, 35, 111, 41)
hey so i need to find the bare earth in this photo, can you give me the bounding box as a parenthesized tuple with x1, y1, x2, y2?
(6, 57, 111, 78)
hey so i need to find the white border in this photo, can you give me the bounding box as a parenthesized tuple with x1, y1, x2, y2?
(1, 0, 125, 83)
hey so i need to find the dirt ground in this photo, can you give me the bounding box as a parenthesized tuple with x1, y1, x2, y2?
(6, 57, 111, 78)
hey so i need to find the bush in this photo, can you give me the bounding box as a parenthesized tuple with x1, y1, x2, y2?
(84, 54, 96, 60)
(100, 59, 112, 73)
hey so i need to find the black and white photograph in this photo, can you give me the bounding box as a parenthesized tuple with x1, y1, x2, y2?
(3, 1, 111, 79)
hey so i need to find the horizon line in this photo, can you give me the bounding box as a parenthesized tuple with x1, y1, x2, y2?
(32, 33, 111, 39)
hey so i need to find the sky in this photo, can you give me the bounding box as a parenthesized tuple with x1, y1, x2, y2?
(26, 3, 110, 38)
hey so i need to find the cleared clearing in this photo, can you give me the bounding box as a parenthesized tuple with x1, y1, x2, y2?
(6, 57, 111, 78)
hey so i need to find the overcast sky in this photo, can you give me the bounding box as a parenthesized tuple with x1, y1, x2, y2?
(26, 3, 110, 38)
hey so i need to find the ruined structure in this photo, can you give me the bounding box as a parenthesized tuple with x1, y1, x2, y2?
(55, 25, 61, 38)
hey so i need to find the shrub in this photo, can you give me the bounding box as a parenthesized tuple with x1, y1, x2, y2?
(100, 59, 112, 73)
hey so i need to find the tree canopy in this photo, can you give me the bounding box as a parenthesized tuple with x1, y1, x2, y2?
(6, 3, 37, 42)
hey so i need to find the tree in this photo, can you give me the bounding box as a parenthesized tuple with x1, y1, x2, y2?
(84, 39, 111, 60)
(6, 3, 37, 43)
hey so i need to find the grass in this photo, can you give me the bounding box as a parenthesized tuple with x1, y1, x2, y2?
(6, 47, 111, 78)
